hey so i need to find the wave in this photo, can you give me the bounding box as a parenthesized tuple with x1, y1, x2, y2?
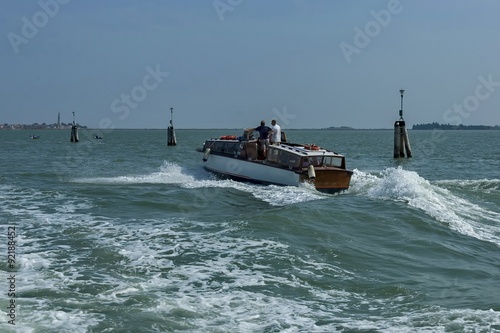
(74, 161, 326, 206)
(8, 205, 500, 332)
(74, 161, 202, 185)
(435, 178, 500, 194)
(184, 179, 326, 206)
(2, 182, 499, 332)
(349, 167, 500, 247)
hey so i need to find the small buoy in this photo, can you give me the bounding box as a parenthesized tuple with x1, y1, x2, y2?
(307, 165, 316, 179)
(203, 148, 211, 162)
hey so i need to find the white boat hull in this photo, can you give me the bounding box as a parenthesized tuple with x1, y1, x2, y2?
(204, 154, 301, 186)
(200, 137, 352, 193)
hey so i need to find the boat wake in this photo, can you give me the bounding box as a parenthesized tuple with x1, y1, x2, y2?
(184, 179, 326, 206)
(349, 167, 500, 247)
(74, 161, 326, 206)
(3, 183, 498, 332)
(74, 162, 201, 185)
(435, 178, 500, 195)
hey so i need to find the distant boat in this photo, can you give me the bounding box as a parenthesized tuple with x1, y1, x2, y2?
(30, 135, 40, 139)
(93, 134, 103, 139)
(198, 129, 352, 193)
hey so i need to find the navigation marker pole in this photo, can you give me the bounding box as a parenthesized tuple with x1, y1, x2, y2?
(393, 90, 412, 158)
(167, 107, 177, 146)
(70, 111, 79, 142)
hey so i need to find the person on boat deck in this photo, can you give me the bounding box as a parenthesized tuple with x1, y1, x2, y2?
(252, 120, 272, 158)
(270, 119, 281, 145)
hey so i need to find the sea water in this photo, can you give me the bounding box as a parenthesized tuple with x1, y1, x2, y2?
(0, 129, 499, 332)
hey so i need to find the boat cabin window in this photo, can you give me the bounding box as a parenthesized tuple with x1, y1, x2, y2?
(205, 140, 240, 155)
(305, 156, 323, 166)
(300, 155, 343, 168)
(267, 147, 300, 168)
(323, 155, 343, 167)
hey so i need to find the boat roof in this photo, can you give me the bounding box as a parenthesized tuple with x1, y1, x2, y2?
(206, 138, 343, 157)
(272, 143, 343, 157)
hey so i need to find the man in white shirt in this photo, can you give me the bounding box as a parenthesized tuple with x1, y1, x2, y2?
(271, 119, 281, 145)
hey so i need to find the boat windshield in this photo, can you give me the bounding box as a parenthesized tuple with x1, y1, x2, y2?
(267, 146, 345, 169)
(301, 155, 344, 168)
(205, 140, 240, 155)
(267, 147, 300, 168)
(323, 155, 344, 167)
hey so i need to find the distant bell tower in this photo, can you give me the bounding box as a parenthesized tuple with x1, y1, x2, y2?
(57, 112, 61, 129)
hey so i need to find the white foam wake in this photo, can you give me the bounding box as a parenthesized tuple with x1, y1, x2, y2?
(435, 178, 500, 194)
(2, 184, 499, 332)
(74, 161, 326, 206)
(74, 161, 202, 184)
(349, 167, 500, 247)
(183, 179, 326, 206)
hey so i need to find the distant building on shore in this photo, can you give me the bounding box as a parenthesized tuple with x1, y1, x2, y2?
(0, 122, 87, 130)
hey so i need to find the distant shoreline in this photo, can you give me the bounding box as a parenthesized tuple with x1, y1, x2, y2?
(2, 124, 499, 131)
(412, 123, 500, 130)
(1, 124, 87, 130)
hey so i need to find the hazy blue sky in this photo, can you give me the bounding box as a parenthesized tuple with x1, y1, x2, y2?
(2, 0, 500, 129)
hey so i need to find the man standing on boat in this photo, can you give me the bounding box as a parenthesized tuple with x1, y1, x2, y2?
(252, 120, 272, 159)
(271, 119, 281, 145)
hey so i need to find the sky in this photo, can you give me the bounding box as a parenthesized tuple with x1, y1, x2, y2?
(1, 0, 500, 129)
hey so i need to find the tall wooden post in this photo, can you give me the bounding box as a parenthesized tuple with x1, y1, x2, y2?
(393, 90, 412, 158)
(167, 107, 177, 146)
(70, 111, 79, 142)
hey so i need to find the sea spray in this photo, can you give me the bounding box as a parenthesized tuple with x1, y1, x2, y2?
(350, 167, 500, 246)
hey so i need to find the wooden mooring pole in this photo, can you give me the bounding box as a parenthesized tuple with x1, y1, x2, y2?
(393, 90, 412, 158)
(167, 107, 177, 146)
(70, 111, 79, 142)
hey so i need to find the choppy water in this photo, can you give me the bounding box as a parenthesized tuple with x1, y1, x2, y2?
(1, 128, 499, 332)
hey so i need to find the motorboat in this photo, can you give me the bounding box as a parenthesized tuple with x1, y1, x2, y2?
(198, 130, 352, 193)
